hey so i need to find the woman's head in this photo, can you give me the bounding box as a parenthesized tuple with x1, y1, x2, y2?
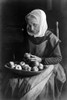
(25, 9, 48, 37)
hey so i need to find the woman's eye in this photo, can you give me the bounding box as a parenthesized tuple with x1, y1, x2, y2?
(33, 24, 38, 28)
(33, 24, 36, 27)
(27, 24, 31, 29)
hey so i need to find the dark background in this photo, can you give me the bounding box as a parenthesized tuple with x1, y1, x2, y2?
(0, 0, 67, 99)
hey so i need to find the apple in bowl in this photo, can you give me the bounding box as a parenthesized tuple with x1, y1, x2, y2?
(30, 60, 40, 67)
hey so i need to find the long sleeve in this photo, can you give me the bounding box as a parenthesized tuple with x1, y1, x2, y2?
(42, 34, 62, 65)
(42, 45, 62, 65)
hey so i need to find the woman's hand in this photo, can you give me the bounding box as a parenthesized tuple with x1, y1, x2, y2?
(30, 54, 42, 63)
(24, 53, 42, 62)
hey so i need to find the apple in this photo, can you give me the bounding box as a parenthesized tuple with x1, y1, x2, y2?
(34, 61, 40, 66)
(9, 61, 15, 68)
(15, 64, 22, 70)
(39, 63, 44, 70)
(30, 60, 40, 67)
(20, 61, 25, 67)
(32, 66, 39, 72)
(27, 66, 31, 71)
(23, 64, 31, 71)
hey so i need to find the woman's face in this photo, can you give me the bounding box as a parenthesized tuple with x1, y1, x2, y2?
(27, 18, 40, 35)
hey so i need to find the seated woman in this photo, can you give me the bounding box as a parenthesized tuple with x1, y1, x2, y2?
(1, 9, 66, 100)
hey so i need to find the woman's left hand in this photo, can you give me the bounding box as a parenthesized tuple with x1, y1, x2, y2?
(30, 55, 42, 62)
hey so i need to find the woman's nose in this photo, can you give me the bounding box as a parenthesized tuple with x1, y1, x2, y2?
(31, 25, 34, 31)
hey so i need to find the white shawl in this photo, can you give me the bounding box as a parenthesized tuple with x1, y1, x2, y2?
(25, 9, 48, 37)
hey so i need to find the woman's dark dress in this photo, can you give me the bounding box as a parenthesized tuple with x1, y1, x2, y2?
(1, 30, 66, 100)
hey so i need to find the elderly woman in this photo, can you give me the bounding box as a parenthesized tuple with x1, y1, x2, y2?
(1, 9, 66, 100)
